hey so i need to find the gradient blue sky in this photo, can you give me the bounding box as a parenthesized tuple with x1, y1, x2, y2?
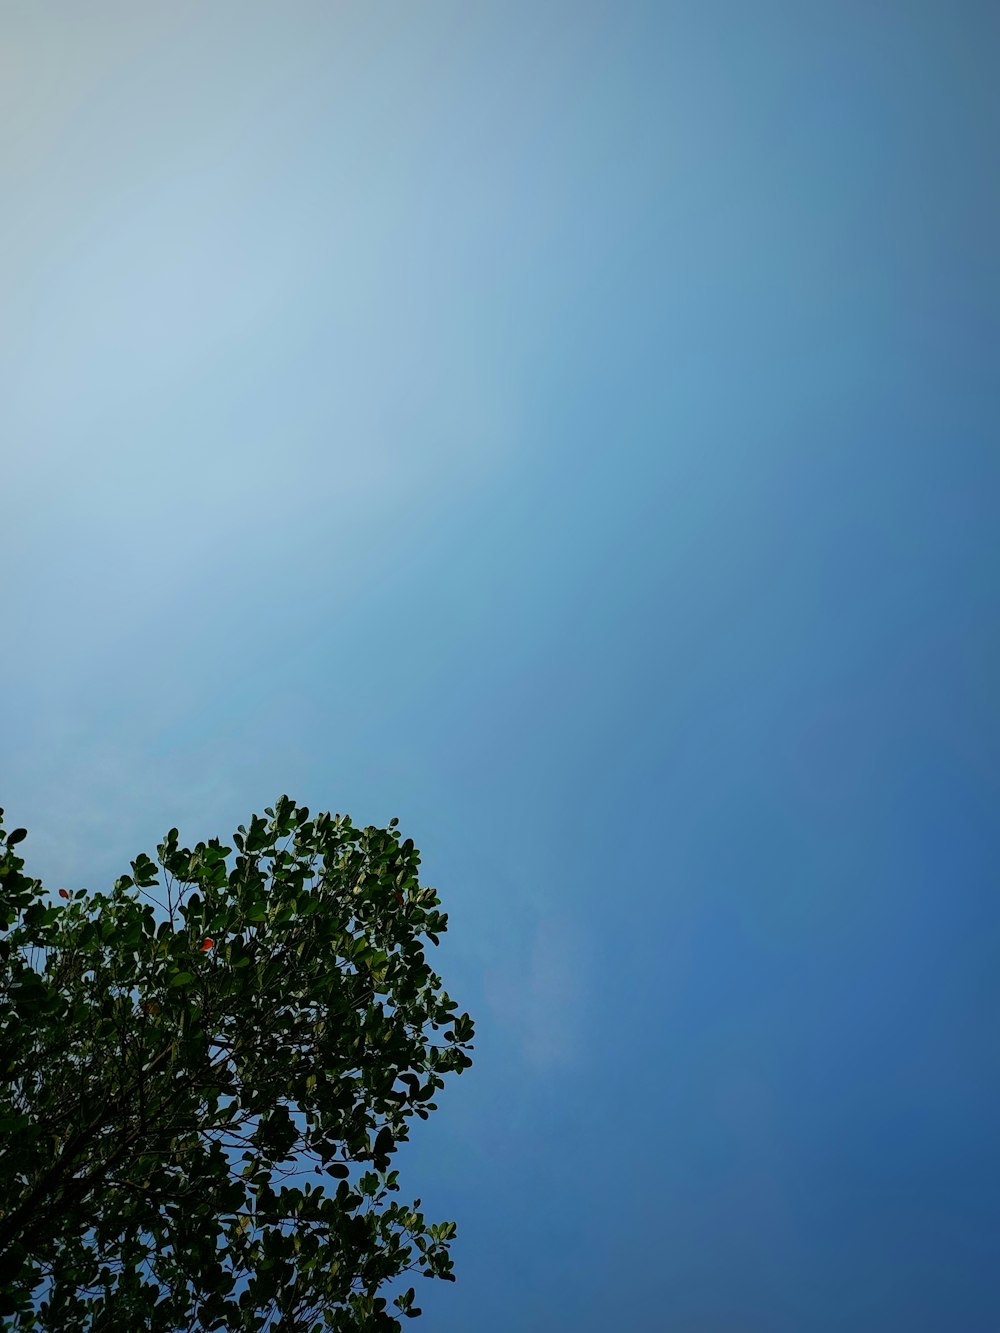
(2, 3, 999, 1328)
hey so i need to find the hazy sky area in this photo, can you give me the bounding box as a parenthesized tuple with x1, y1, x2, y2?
(2, 2, 999, 1328)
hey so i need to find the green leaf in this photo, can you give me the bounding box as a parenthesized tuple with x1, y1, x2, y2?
(0, 1114, 31, 1132)
(169, 971, 195, 987)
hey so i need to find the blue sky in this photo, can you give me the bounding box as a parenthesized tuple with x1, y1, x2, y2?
(2, 3, 999, 1328)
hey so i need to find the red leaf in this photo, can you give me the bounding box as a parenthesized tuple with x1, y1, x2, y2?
(200, 938, 215, 952)
(58, 888, 70, 899)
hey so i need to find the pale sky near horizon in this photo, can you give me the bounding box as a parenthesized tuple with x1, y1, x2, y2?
(2, 3, 999, 1329)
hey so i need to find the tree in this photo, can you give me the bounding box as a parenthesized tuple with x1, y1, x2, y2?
(0, 797, 474, 1331)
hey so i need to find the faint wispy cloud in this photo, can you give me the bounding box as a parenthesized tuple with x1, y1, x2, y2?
(484, 914, 587, 1070)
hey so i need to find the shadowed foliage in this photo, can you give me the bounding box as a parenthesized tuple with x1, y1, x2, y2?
(0, 798, 474, 1331)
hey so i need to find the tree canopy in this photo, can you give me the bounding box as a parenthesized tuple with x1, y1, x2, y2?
(0, 798, 474, 1331)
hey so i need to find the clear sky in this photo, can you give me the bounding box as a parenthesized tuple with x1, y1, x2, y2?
(2, 2, 998, 1328)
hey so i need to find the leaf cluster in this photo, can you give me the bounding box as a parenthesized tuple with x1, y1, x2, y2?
(0, 799, 474, 1331)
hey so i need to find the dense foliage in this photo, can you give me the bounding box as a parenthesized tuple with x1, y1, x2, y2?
(0, 798, 474, 1331)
